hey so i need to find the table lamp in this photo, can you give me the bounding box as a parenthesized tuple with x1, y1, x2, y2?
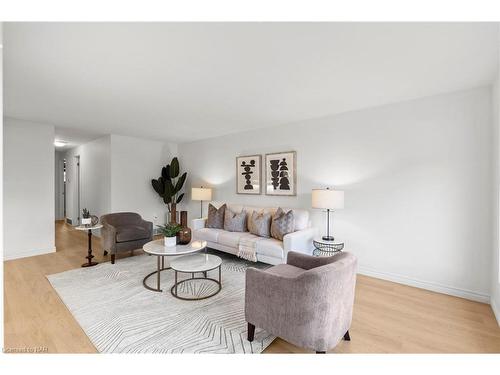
(192, 187, 212, 218)
(311, 187, 344, 241)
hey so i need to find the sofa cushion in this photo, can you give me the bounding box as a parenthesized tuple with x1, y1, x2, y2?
(194, 228, 225, 243)
(207, 203, 226, 229)
(270, 208, 295, 241)
(218, 231, 258, 248)
(255, 238, 285, 259)
(248, 211, 272, 238)
(224, 208, 247, 232)
(115, 225, 149, 243)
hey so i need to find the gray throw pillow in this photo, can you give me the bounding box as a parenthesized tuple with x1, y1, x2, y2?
(248, 211, 271, 238)
(207, 203, 226, 229)
(270, 208, 295, 241)
(224, 208, 247, 232)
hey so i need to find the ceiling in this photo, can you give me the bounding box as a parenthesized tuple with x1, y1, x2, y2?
(4, 22, 499, 144)
(54, 126, 104, 151)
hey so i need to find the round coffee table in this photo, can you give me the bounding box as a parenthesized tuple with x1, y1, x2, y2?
(170, 254, 222, 301)
(142, 239, 207, 292)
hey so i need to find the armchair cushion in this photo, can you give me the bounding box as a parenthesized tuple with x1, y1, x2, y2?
(116, 225, 150, 243)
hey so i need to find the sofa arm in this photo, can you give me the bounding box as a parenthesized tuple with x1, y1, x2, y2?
(283, 227, 318, 255)
(141, 220, 153, 239)
(101, 223, 117, 253)
(191, 218, 207, 231)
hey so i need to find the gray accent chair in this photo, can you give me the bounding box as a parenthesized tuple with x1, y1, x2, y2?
(100, 212, 153, 264)
(245, 251, 357, 353)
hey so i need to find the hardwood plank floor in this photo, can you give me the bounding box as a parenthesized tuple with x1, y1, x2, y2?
(4, 221, 500, 353)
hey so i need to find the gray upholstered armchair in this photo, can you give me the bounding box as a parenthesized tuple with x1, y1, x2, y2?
(245, 251, 357, 353)
(100, 212, 153, 264)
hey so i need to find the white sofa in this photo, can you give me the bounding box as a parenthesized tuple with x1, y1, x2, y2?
(192, 203, 318, 265)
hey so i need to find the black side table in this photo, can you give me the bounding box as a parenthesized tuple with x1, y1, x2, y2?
(75, 224, 103, 267)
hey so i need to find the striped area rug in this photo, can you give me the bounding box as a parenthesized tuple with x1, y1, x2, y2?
(47, 250, 275, 353)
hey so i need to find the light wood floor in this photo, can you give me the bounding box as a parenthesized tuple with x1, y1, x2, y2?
(4, 221, 500, 353)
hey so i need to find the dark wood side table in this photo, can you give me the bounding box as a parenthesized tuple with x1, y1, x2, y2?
(75, 224, 103, 267)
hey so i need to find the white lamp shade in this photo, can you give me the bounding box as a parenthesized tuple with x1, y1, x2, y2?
(192, 187, 212, 201)
(311, 189, 344, 209)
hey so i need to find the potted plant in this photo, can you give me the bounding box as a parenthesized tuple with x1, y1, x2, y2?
(157, 223, 182, 247)
(82, 208, 92, 226)
(151, 157, 187, 224)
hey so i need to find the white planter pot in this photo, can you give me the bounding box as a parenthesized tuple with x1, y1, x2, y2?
(81, 218, 92, 225)
(164, 236, 177, 247)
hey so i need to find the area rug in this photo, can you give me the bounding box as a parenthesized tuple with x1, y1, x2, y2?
(47, 250, 275, 353)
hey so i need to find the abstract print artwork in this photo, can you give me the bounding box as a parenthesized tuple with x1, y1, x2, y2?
(236, 155, 261, 194)
(265, 151, 296, 196)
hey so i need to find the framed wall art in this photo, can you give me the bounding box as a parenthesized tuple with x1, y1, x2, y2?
(236, 155, 261, 194)
(265, 151, 296, 196)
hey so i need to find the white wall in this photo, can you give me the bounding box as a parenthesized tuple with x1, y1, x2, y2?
(63, 134, 178, 230)
(3, 118, 55, 260)
(63, 136, 111, 226)
(110, 134, 178, 225)
(491, 72, 500, 322)
(179, 87, 492, 302)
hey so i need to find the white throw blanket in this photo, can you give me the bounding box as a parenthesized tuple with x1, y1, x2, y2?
(238, 236, 262, 262)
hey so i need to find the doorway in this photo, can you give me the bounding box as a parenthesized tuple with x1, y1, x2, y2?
(75, 155, 81, 225)
(63, 158, 67, 217)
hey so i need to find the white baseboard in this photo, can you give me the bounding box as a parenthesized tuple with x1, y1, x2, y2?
(3, 246, 56, 261)
(358, 266, 490, 303)
(491, 296, 500, 326)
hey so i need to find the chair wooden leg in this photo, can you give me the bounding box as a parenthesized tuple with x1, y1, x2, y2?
(111, 254, 115, 264)
(247, 323, 255, 342)
(316, 351, 326, 354)
(344, 330, 350, 341)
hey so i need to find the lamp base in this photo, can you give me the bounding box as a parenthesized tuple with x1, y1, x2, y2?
(322, 235, 335, 241)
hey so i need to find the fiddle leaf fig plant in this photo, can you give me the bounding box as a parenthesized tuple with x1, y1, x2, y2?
(151, 157, 187, 223)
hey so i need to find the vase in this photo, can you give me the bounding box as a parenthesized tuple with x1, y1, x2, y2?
(177, 210, 192, 245)
(170, 203, 177, 224)
(164, 236, 177, 247)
